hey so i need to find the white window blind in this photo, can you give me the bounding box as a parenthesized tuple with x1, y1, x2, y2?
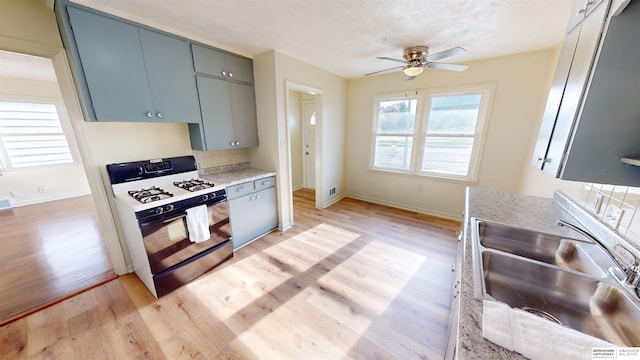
(0, 101, 73, 169)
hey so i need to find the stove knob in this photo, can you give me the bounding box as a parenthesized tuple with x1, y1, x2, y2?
(165, 204, 174, 212)
(154, 207, 164, 215)
(201, 194, 209, 201)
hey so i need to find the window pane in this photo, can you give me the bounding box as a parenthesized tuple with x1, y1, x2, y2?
(374, 136, 413, 170)
(427, 94, 481, 134)
(422, 137, 473, 176)
(377, 99, 417, 134)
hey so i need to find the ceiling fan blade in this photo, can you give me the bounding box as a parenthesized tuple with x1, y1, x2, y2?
(427, 62, 469, 72)
(365, 65, 403, 76)
(405, 75, 416, 81)
(376, 56, 406, 64)
(426, 46, 467, 62)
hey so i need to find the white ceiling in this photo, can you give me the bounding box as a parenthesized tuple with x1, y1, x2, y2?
(2, 1, 575, 81)
(70, 0, 575, 79)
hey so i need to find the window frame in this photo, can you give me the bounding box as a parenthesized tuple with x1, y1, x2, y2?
(0, 96, 79, 173)
(369, 94, 422, 174)
(369, 84, 494, 182)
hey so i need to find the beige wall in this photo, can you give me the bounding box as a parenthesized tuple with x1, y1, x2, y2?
(0, 75, 91, 205)
(252, 50, 347, 228)
(346, 49, 558, 219)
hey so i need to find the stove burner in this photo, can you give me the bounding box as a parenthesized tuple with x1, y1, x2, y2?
(174, 179, 215, 192)
(128, 186, 173, 203)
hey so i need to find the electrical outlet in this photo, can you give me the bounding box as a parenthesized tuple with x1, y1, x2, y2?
(417, 184, 424, 191)
(10, 191, 20, 198)
(603, 205, 624, 230)
(38, 187, 47, 193)
(588, 193, 604, 214)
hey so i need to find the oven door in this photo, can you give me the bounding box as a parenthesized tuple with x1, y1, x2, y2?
(140, 200, 231, 274)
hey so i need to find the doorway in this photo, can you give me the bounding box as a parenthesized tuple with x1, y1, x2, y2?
(287, 89, 318, 192)
(285, 81, 323, 223)
(0, 50, 115, 324)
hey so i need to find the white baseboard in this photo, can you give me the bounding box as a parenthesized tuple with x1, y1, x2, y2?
(12, 191, 92, 207)
(344, 192, 461, 221)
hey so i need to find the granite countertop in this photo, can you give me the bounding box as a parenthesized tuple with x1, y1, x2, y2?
(200, 166, 276, 187)
(457, 187, 585, 359)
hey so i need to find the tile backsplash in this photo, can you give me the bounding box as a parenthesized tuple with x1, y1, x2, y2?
(572, 183, 640, 247)
(192, 148, 250, 169)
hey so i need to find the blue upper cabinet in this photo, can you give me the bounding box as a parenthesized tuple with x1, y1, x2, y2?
(189, 44, 258, 151)
(62, 6, 200, 123)
(192, 44, 254, 84)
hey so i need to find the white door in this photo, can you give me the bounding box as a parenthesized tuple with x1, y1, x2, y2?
(302, 100, 316, 189)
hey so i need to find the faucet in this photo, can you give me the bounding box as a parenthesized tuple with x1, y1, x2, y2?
(557, 219, 640, 289)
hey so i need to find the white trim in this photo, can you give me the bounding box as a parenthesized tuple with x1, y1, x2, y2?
(301, 99, 316, 189)
(11, 190, 91, 207)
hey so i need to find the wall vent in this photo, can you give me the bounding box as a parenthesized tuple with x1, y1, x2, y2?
(0, 198, 13, 211)
(329, 186, 336, 197)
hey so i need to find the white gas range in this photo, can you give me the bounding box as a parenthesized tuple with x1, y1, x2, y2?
(106, 155, 233, 298)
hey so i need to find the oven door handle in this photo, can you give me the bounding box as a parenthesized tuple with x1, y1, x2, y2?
(139, 212, 187, 230)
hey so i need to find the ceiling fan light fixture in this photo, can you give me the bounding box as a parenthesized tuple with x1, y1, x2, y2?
(403, 66, 424, 77)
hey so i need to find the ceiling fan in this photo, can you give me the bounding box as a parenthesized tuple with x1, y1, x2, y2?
(365, 46, 469, 79)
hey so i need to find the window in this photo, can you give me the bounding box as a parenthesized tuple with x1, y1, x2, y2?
(0, 101, 74, 170)
(371, 85, 493, 181)
(372, 97, 418, 170)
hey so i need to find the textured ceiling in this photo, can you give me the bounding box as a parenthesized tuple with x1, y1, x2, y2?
(3, 1, 576, 81)
(69, 0, 575, 79)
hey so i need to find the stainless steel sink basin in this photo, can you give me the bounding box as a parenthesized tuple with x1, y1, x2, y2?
(481, 251, 640, 346)
(475, 220, 607, 277)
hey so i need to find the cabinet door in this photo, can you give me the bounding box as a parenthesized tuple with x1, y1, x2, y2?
(561, 0, 640, 185)
(225, 55, 254, 84)
(139, 29, 201, 123)
(67, 7, 153, 121)
(531, 27, 580, 170)
(195, 76, 235, 150)
(192, 44, 227, 77)
(229, 187, 277, 249)
(534, 1, 608, 176)
(229, 82, 259, 148)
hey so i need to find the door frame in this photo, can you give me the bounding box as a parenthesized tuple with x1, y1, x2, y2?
(284, 81, 323, 211)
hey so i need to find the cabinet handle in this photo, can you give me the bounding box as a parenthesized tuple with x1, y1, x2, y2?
(228, 72, 233, 78)
(221, 70, 227, 76)
(235, 141, 240, 146)
(230, 141, 235, 146)
(537, 156, 550, 163)
(156, 112, 164, 118)
(146, 112, 154, 118)
(256, 195, 260, 200)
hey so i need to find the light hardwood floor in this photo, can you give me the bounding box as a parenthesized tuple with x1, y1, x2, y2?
(0, 195, 116, 325)
(0, 189, 460, 359)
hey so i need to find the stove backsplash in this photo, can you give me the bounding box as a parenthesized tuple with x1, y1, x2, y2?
(192, 148, 250, 170)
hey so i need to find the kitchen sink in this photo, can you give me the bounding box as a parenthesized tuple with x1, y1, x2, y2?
(472, 218, 640, 346)
(481, 251, 640, 346)
(475, 220, 607, 277)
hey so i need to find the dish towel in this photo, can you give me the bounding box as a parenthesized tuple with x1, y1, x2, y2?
(483, 300, 618, 360)
(185, 205, 210, 243)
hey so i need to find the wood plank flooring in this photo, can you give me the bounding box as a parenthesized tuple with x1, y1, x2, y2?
(0, 189, 460, 359)
(0, 195, 116, 325)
